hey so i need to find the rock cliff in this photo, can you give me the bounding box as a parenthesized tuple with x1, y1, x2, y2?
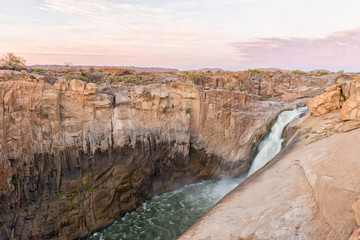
(0, 69, 341, 239)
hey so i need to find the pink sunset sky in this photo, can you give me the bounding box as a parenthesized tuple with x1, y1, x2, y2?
(1, 0, 360, 71)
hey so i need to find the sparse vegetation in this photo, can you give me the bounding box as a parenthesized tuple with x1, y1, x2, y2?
(337, 70, 344, 74)
(107, 76, 114, 82)
(291, 69, 303, 75)
(186, 108, 191, 114)
(188, 72, 200, 83)
(64, 61, 73, 68)
(33, 68, 44, 73)
(0, 53, 26, 69)
(79, 76, 87, 81)
(30, 75, 36, 79)
(145, 92, 152, 101)
(163, 106, 168, 113)
(224, 83, 235, 91)
(66, 74, 74, 80)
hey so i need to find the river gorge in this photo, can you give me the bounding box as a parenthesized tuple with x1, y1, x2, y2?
(1, 68, 360, 240)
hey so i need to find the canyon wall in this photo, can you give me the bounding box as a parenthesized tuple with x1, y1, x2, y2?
(180, 77, 360, 240)
(0, 70, 337, 239)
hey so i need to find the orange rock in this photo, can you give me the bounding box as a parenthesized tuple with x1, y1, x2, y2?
(308, 85, 343, 116)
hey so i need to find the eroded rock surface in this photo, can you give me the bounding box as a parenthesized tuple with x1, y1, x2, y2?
(308, 85, 344, 116)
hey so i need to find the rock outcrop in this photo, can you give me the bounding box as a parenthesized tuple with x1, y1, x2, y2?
(349, 200, 360, 240)
(308, 85, 344, 116)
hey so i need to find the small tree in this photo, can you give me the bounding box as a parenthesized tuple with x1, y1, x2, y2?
(0, 53, 26, 69)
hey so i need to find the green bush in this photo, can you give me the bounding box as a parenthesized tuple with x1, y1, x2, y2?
(107, 76, 114, 82)
(246, 69, 262, 75)
(33, 68, 44, 73)
(145, 92, 152, 101)
(66, 74, 73, 80)
(336, 70, 344, 74)
(318, 71, 329, 75)
(163, 106, 168, 113)
(224, 83, 235, 91)
(135, 77, 141, 85)
(186, 108, 191, 114)
(291, 69, 303, 75)
(188, 72, 200, 83)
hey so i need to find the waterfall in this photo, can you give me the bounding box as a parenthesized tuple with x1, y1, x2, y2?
(88, 107, 307, 240)
(247, 106, 307, 176)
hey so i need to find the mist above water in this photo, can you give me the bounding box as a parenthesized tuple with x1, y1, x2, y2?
(88, 107, 307, 240)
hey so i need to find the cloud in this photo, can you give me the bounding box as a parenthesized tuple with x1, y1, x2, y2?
(231, 29, 360, 70)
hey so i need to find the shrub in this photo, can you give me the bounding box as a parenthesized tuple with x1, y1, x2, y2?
(124, 77, 133, 83)
(186, 108, 191, 114)
(246, 69, 262, 75)
(337, 70, 344, 74)
(79, 76, 87, 81)
(291, 69, 303, 75)
(89, 67, 95, 73)
(318, 71, 329, 75)
(33, 68, 44, 73)
(163, 106, 168, 113)
(0, 53, 26, 69)
(188, 72, 200, 83)
(96, 69, 103, 72)
(107, 76, 115, 82)
(79, 68, 84, 73)
(224, 83, 235, 91)
(66, 74, 73, 80)
(135, 77, 141, 85)
(145, 92, 152, 101)
(64, 61, 73, 68)
(30, 75, 36, 79)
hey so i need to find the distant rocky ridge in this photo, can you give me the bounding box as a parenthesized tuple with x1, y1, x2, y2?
(27, 65, 180, 73)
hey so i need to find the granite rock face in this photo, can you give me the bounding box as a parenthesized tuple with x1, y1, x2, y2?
(308, 85, 344, 116)
(0, 71, 297, 239)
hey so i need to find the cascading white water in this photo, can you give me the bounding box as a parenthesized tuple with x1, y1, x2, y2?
(247, 106, 307, 176)
(88, 107, 307, 240)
